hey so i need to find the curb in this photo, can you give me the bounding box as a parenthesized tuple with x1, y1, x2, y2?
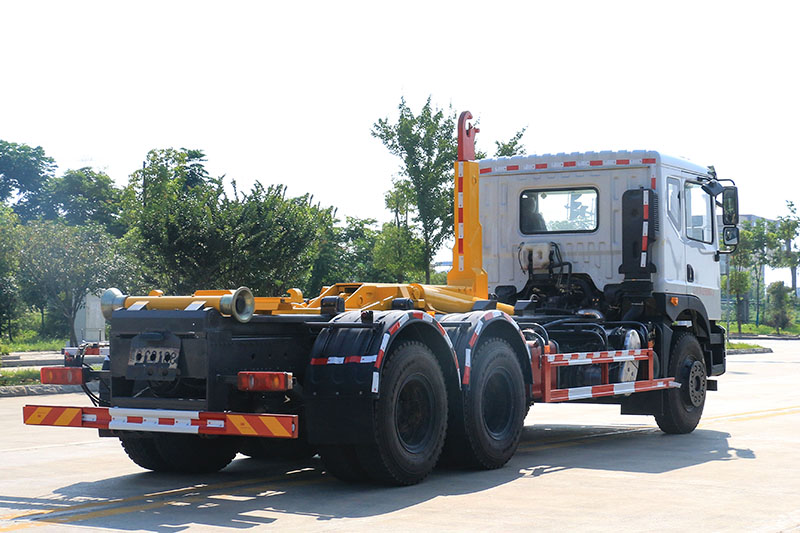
(729, 335, 800, 341)
(0, 382, 99, 398)
(727, 348, 773, 355)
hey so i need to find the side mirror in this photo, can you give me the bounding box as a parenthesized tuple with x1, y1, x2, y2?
(723, 226, 739, 246)
(722, 187, 739, 226)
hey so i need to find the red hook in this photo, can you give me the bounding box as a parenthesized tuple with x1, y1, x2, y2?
(457, 111, 480, 161)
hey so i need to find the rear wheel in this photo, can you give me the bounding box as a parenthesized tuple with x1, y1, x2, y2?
(239, 418, 315, 461)
(239, 437, 315, 461)
(655, 332, 707, 434)
(356, 341, 448, 485)
(153, 433, 239, 473)
(319, 444, 369, 483)
(119, 434, 170, 472)
(446, 338, 526, 469)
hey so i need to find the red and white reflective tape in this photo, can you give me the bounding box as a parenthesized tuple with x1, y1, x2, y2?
(372, 311, 432, 393)
(457, 162, 465, 271)
(545, 348, 652, 366)
(23, 405, 298, 438)
(548, 379, 680, 402)
(480, 157, 657, 175)
(310, 354, 378, 365)
(463, 310, 517, 386)
(306, 312, 457, 394)
(640, 189, 650, 268)
(64, 346, 109, 357)
(410, 310, 434, 323)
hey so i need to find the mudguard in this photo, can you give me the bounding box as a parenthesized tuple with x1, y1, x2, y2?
(304, 309, 460, 445)
(440, 310, 533, 390)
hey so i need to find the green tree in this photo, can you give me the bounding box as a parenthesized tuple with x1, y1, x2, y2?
(385, 179, 414, 229)
(373, 222, 425, 283)
(47, 167, 124, 236)
(724, 270, 751, 333)
(765, 281, 792, 333)
(743, 218, 778, 326)
(494, 127, 528, 157)
(17, 221, 120, 346)
(373, 98, 458, 284)
(0, 140, 56, 219)
(728, 219, 758, 334)
(122, 148, 232, 293)
(772, 201, 800, 297)
(307, 216, 391, 295)
(224, 184, 332, 296)
(122, 148, 332, 296)
(0, 207, 20, 341)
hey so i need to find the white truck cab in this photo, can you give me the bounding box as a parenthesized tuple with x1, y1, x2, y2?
(478, 150, 738, 379)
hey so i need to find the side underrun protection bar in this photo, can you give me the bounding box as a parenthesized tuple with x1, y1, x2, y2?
(539, 348, 681, 402)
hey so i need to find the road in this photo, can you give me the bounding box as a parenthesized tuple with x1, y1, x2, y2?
(1, 340, 798, 532)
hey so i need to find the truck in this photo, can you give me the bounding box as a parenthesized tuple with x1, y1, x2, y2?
(24, 112, 740, 485)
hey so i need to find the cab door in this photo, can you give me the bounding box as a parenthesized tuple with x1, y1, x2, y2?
(660, 176, 687, 295)
(683, 180, 721, 319)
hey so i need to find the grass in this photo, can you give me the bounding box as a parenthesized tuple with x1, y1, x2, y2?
(0, 338, 67, 355)
(0, 368, 41, 386)
(727, 341, 764, 350)
(728, 321, 800, 336)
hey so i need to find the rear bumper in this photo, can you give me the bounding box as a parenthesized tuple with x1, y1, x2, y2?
(23, 405, 298, 439)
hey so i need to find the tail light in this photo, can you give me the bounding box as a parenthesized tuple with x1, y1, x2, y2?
(237, 371, 292, 392)
(40, 367, 85, 385)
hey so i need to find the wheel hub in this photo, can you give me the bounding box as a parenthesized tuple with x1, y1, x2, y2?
(482, 369, 514, 439)
(686, 360, 706, 407)
(395, 374, 434, 453)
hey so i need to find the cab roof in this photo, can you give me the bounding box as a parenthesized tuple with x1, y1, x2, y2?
(478, 150, 709, 178)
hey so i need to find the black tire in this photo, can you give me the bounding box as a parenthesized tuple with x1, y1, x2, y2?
(239, 420, 316, 461)
(455, 338, 526, 469)
(119, 434, 171, 472)
(356, 341, 448, 486)
(152, 433, 239, 473)
(655, 332, 707, 434)
(319, 444, 369, 483)
(239, 438, 316, 461)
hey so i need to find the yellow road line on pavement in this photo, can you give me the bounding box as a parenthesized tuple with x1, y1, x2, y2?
(0, 523, 45, 532)
(702, 405, 800, 422)
(0, 477, 326, 531)
(519, 405, 800, 453)
(517, 427, 654, 453)
(701, 406, 800, 427)
(0, 470, 315, 522)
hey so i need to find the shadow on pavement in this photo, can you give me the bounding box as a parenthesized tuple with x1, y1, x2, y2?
(0, 424, 754, 531)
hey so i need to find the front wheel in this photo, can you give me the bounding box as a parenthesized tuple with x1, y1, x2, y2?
(655, 332, 707, 434)
(356, 341, 448, 485)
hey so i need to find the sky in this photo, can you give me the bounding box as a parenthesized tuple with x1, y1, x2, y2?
(2, 1, 798, 281)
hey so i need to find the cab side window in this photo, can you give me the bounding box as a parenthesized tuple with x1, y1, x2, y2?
(684, 181, 713, 243)
(667, 178, 681, 230)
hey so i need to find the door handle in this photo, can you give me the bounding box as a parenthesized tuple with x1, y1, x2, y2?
(687, 264, 694, 283)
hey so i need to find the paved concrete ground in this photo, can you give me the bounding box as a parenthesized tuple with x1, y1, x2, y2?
(0, 340, 798, 532)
